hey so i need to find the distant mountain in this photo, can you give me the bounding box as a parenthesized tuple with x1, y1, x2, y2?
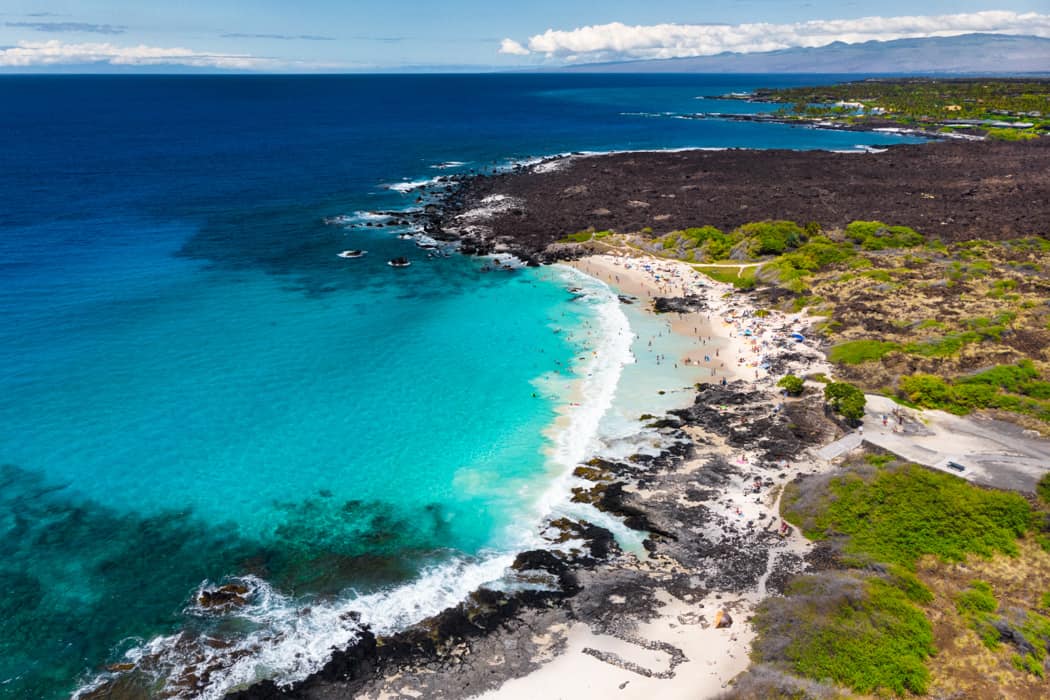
(561, 34, 1050, 74)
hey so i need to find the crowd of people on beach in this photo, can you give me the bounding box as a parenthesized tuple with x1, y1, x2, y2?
(575, 254, 800, 385)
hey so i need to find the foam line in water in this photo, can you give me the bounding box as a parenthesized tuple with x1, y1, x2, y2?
(516, 265, 635, 544)
(73, 264, 638, 700)
(383, 177, 444, 193)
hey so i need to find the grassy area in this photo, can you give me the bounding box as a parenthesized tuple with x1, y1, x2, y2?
(750, 78, 1050, 139)
(692, 264, 757, 289)
(783, 463, 1031, 568)
(754, 573, 935, 695)
(828, 339, 900, 364)
(898, 362, 1050, 421)
(560, 229, 614, 243)
(741, 460, 1041, 697)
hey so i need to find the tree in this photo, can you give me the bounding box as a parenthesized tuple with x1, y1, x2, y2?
(824, 382, 867, 424)
(778, 375, 805, 396)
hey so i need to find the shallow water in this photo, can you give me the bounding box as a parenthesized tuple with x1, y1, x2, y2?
(0, 73, 923, 698)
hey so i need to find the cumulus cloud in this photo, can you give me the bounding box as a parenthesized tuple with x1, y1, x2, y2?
(5, 21, 127, 34)
(498, 38, 530, 56)
(0, 40, 274, 69)
(501, 11, 1050, 62)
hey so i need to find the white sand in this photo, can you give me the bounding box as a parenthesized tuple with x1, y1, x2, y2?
(480, 591, 758, 700)
(477, 253, 826, 700)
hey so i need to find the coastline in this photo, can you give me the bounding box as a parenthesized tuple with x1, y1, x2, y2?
(218, 135, 1050, 698)
(226, 248, 840, 700)
(429, 139, 1050, 265)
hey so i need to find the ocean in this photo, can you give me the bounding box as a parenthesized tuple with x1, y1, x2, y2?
(0, 74, 922, 699)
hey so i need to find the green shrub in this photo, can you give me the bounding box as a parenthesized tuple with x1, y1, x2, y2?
(898, 362, 1050, 421)
(1038, 474, 1050, 506)
(986, 127, 1040, 142)
(958, 360, 1039, 393)
(887, 564, 934, 604)
(677, 226, 733, 261)
(735, 220, 808, 257)
(956, 580, 998, 616)
(778, 375, 805, 396)
(845, 221, 924, 250)
(824, 382, 866, 422)
(898, 374, 958, 412)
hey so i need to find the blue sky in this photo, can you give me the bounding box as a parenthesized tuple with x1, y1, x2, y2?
(0, 1, 1047, 70)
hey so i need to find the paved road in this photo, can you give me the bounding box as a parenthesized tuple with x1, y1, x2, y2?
(857, 394, 1050, 493)
(816, 433, 863, 462)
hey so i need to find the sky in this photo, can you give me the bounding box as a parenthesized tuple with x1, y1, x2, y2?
(0, 1, 1048, 71)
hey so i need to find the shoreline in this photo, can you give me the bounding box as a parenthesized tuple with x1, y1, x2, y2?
(213, 134, 1050, 699)
(473, 256, 816, 700)
(428, 138, 1050, 265)
(212, 134, 1048, 699)
(224, 251, 839, 700)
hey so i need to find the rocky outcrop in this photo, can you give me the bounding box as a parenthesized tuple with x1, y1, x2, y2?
(431, 140, 1050, 261)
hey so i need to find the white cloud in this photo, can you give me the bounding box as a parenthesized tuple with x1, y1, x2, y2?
(0, 39, 276, 69)
(502, 11, 1050, 62)
(498, 38, 530, 56)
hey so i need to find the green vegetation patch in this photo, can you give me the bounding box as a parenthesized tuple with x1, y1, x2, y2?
(828, 340, 900, 364)
(986, 127, 1041, 142)
(562, 229, 613, 243)
(903, 331, 982, 358)
(954, 580, 1050, 677)
(692, 264, 757, 290)
(899, 362, 1050, 420)
(754, 573, 935, 695)
(757, 461, 1042, 697)
(734, 220, 808, 257)
(777, 374, 805, 396)
(784, 464, 1031, 568)
(823, 381, 866, 423)
(845, 221, 925, 250)
(956, 580, 1002, 650)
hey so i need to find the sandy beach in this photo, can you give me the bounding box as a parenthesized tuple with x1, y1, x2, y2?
(239, 251, 839, 700)
(466, 254, 828, 700)
(569, 253, 813, 383)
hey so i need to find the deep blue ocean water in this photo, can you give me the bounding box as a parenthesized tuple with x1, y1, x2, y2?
(0, 74, 923, 699)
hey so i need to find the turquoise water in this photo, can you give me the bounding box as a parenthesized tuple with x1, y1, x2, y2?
(0, 74, 924, 699)
(1, 248, 602, 697)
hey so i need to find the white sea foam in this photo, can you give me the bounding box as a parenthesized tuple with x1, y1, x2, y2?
(829, 145, 890, 154)
(74, 263, 639, 700)
(78, 556, 515, 700)
(455, 194, 525, 221)
(430, 161, 468, 169)
(520, 267, 635, 538)
(324, 211, 394, 226)
(383, 177, 443, 193)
